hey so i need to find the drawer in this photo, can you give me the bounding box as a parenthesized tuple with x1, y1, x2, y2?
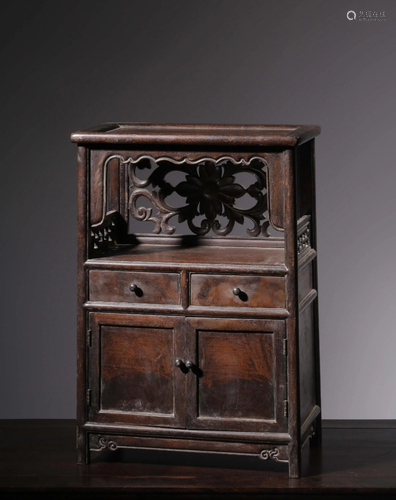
(89, 270, 180, 305)
(190, 274, 285, 309)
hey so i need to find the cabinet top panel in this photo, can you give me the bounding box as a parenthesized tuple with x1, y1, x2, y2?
(71, 123, 320, 147)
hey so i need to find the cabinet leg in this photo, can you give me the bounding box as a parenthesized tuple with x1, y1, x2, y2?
(288, 443, 301, 478)
(310, 413, 322, 448)
(77, 427, 89, 465)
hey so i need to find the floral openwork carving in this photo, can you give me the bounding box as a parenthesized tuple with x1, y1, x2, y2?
(124, 155, 271, 237)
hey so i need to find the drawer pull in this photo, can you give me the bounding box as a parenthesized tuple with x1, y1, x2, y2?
(232, 287, 248, 302)
(129, 283, 143, 297)
(175, 359, 195, 373)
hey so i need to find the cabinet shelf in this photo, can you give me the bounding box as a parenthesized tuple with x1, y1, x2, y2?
(86, 240, 286, 274)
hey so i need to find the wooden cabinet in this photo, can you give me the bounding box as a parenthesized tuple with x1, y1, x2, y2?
(72, 123, 321, 477)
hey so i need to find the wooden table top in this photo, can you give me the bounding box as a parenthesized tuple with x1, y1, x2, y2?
(1, 420, 395, 499)
(71, 123, 321, 146)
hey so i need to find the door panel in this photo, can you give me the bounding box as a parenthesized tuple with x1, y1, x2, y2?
(198, 331, 275, 420)
(100, 325, 174, 414)
(185, 318, 287, 432)
(88, 313, 185, 427)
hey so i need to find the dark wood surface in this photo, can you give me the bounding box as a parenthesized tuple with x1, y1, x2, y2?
(70, 123, 321, 147)
(87, 242, 286, 270)
(88, 313, 185, 428)
(190, 274, 286, 309)
(89, 269, 181, 304)
(1, 420, 395, 499)
(184, 317, 286, 433)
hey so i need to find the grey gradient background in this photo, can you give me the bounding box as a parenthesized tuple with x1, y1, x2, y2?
(1, 0, 395, 419)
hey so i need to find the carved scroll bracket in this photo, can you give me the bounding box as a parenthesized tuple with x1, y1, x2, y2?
(259, 447, 289, 463)
(90, 435, 118, 452)
(129, 188, 177, 235)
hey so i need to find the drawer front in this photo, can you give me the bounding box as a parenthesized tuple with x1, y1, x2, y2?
(190, 274, 285, 309)
(89, 270, 180, 305)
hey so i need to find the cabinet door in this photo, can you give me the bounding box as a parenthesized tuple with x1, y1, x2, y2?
(88, 313, 186, 427)
(185, 318, 287, 432)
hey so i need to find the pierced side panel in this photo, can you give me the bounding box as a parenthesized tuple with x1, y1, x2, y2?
(297, 217, 311, 255)
(89, 211, 135, 257)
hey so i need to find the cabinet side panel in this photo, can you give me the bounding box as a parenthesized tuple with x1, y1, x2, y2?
(298, 263, 313, 304)
(299, 305, 316, 424)
(296, 138, 322, 446)
(283, 148, 302, 477)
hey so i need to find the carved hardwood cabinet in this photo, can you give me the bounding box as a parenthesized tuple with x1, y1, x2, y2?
(71, 123, 321, 478)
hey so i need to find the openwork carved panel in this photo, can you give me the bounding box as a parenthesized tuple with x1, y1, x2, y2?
(89, 211, 136, 256)
(297, 223, 311, 255)
(122, 155, 273, 238)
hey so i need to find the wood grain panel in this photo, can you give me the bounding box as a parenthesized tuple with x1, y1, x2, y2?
(190, 274, 285, 308)
(185, 317, 287, 433)
(71, 123, 320, 146)
(89, 270, 180, 305)
(88, 313, 186, 427)
(198, 331, 275, 420)
(100, 326, 174, 414)
(87, 243, 286, 271)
